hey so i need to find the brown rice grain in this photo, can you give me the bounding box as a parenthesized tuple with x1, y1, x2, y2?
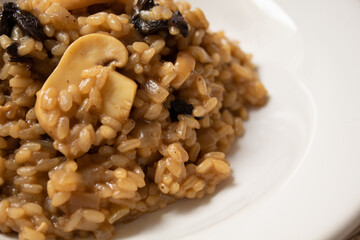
(15, 149, 32, 164)
(22, 227, 45, 240)
(43, 24, 55, 37)
(57, 117, 70, 141)
(51, 42, 68, 56)
(101, 116, 122, 132)
(7, 207, 26, 219)
(86, 12, 108, 26)
(82, 209, 105, 223)
(89, 87, 102, 109)
(23, 203, 43, 216)
(99, 126, 117, 140)
(20, 183, 43, 194)
(117, 139, 141, 153)
(132, 42, 149, 54)
(79, 78, 96, 94)
(107, 14, 122, 31)
(66, 84, 82, 105)
(58, 90, 73, 112)
(64, 209, 83, 232)
(16, 166, 37, 177)
(17, 37, 35, 56)
(41, 87, 58, 111)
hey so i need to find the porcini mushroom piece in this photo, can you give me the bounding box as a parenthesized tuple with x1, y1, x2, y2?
(35, 33, 137, 158)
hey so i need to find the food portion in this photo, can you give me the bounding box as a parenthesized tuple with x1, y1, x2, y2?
(35, 33, 136, 158)
(0, 0, 268, 239)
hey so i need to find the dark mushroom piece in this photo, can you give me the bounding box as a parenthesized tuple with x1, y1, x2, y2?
(8, 56, 33, 64)
(132, 18, 169, 36)
(0, 2, 18, 36)
(5, 42, 33, 64)
(13, 10, 46, 41)
(0, 2, 45, 41)
(169, 11, 189, 38)
(5, 42, 19, 57)
(131, 0, 189, 38)
(131, 0, 168, 36)
(169, 99, 194, 122)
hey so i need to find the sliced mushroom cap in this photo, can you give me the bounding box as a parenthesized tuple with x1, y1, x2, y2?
(101, 70, 137, 121)
(40, 33, 128, 93)
(35, 33, 137, 158)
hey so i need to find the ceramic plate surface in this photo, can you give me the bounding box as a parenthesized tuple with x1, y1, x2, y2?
(1, 0, 360, 239)
(118, 0, 360, 239)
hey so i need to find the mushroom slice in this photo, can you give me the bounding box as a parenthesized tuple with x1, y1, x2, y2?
(49, 0, 116, 10)
(102, 71, 137, 122)
(171, 52, 196, 89)
(35, 33, 137, 158)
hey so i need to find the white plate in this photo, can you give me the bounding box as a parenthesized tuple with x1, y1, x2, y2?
(117, 0, 360, 239)
(2, 0, 360, 240)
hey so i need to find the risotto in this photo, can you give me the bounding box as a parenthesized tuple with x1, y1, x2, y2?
(0, 0, 268, 239)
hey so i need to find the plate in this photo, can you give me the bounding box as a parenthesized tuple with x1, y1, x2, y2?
(115, 0, 317, 239)
(116, 0, 360, 239)
(2, 0, 360, 240)
(174, 0, 360, 239)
